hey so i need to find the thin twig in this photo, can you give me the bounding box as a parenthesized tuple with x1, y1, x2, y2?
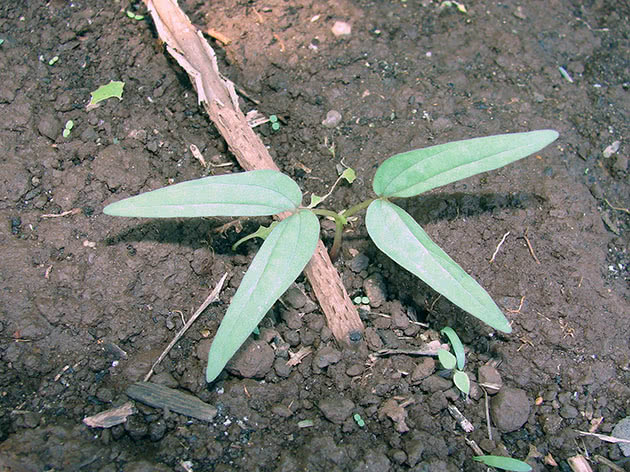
(483, 387, 493, 440)
(447, 404, 474, 433)
(593, 455, 625, 472)
(41, 208, 81, 218)
(576, 430, 630, 445)
(144, 273, 228, 381)
(605, 198, 630, 214)
(464, 437, 484, 456)
(489, 231, 510, 263)
(523, 228, 541, 264)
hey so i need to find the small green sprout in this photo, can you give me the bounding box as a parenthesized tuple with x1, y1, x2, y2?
(48, 56, 59, 66)
(438, 326, 470, 395)
(103, 130, 559, 382)
(0, 39, 4, 46)
(353, 413, 365, 427)
(126, 10, 145, 21)
(269, 114, 280, 131)
(473, 455, 532, 471)
(88, 80, 125, 108)
(297, 419, 314, 428)
(62, 120, 74, 138)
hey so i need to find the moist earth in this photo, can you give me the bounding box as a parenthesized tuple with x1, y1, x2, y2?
(0, 0, 628, 471)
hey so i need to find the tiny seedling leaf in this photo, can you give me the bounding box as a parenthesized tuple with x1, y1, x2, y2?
(366, 200, 511, 333)
(441, 326, 466, 370)
(308, 194, 323, 208)
(206, 210, 320, 382)
(104, 170, 302, 218)
(341, 167, 356, 183)
(89, 80, 125, 107)
(473, 455, 532, 472)
(373, 130, 559, 198)
(232, 222, 278, 251)
(453, 370, 470, 395)
(437, 349, 457, 370)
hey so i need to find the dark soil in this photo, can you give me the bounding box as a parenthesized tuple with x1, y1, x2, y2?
(1, 0, 628, 471)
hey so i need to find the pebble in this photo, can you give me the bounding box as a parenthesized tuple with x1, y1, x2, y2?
(477, 365, 502, 394)
(420, 374, 452, 393)
(612, 417, 630, 456)
(225, 339, 274, 378)
(331, 21, 352, 37)
(322, 110, 342, 128)
(37, 114, 62, 140)
(411, 358, 435, 383)
(363, 273, 387, 307)
(347, 253, 369, 273)
(284, 287, 307, 309)
(319, 396, 355, 424)
(313, 345, 342, 369)
(490, 387, 530, 432)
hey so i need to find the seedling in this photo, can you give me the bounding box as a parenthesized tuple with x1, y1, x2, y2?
(103, 130, 558, 382)
(126, 10, 145, 21)
(473, 455, 532, 471)
(88, 80, 125, 108)
(48, 55, 59, 66)
(62, 120, 74, 138)
(269, 114, 280, 131)
(437, 326, 470, 395)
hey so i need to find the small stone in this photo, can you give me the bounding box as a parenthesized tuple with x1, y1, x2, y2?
(313, 345, 342, 369)
(614, 155, 628, 172)
(478, 365, 503, 394)
(225, 339, 274, 378)
(363, 273, 387, 307)
(420, 375, 452, 393)
(346, 364, 364, 377)
(612, 417, 630, 456)
(322, 110, 342, 128)
(148, 420, 167, 442)
(37, 113, 62, 140)
(348, 253, 369, 273)
(273, 357, 292, 378)
(411, 358, 435, 383)
(559, 405, 579, 419)
(124, 415, 148, 440)
(364, 327, 383, 350)
(378, 398, 409, 433)
(490, 387, 530, 432)
(319, 396, 354, 424)
(284, 287, 307, 309)
(331, 21, 352, 37)
(391, 308, 409, 330)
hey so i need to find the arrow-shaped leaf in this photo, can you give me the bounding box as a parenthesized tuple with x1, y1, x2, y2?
(103, 170, 302, 217)
(373, 130, 558, 198)
(366, 199, 511, 333)
(206, 210, 320, 382)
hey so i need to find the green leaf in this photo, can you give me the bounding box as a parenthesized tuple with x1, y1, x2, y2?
(103, 170, 302, 218)
(453, 370, 470, 395)
(366, 200, 511, 333)
(88, 80, 125, 107)
(308, 194, 323, 208)
(441, 326, 466, 370)
(437, 349, 456, 370)
(341, 167, 356, 183)
(206, 210, 320, 382)
(373, 130, 558, 198)
(473, 455, 532, 471)
(232, 222, 279, 251)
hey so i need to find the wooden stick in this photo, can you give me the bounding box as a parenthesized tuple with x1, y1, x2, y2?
(142, 0, 364, 347)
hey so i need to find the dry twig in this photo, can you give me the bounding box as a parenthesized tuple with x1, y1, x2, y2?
(143, 0, 364, 347)
(144, 273, 227, 381)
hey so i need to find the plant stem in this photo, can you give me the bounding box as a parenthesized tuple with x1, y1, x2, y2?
(341, 198, 376, 219)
